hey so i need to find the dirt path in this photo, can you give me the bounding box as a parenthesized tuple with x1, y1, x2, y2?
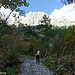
(20, 58, 52, 75)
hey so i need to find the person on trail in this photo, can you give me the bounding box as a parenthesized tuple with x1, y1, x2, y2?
(35, 50, 40, 64)
(29, 44, 33, 55)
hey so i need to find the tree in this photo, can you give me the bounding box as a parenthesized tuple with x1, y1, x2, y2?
(0, 20, 13, 37)
(38, 15, 53, 57)
(0, 0, 29, 10)
(38, 15, 52, 38)
(0, 0, 29, 20)
(29, 35, 37, 54)
(61, 0, 75, 5)
(63, 26, 75, 55)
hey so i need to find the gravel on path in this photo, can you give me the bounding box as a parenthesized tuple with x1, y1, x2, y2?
(19, 58, 52, 75)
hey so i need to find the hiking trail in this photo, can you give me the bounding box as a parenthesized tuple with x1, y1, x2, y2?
(19, 58, 52, 75)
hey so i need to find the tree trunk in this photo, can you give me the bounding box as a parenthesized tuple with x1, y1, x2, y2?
(45, 48, 48, 57)
(6, 10, 14, 21)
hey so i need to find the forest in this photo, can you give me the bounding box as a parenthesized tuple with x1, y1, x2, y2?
(0, 17, 75, 75)
(0, 0, 75, 75)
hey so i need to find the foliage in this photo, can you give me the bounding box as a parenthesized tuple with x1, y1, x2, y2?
(38, 15, 53, 57)
(43, 26, 75, 75)
(0, 21, 20, 74)
(61, 0, 74, 5)
(0, 18, 75, 75)
(6, 67, 18, 75)
(0, 0, 29, 10)
(44, 55, 75, 75)
(0, 21, 13, 36)
(63, 27, 75, 55)
(0, 0, 29, 21)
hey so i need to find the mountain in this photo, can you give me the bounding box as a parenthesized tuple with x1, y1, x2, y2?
(19, 12, 49, 26)
(51, 16, 75, 27)
(1, 4, 75, 27)
(0, 11, 75, 27)
(19, 12, 75, 27)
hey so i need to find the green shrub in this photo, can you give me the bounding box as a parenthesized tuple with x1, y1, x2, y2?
(6, 67, 18, 75)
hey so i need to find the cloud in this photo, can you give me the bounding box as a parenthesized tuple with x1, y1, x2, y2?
(0, 7, 19, 25)
(0, 7, 11, 19)
(50, 3, 75, 21)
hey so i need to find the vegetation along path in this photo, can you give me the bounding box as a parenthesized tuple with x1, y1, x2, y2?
(20, 58, 52, 75)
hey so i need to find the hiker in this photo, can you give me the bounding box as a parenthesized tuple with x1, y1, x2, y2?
(29, 44, 33, 55)
(35, 50, 40, 64)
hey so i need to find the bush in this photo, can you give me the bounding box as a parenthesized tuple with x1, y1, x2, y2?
(6, 67, 18, 75)
(44, 55, 75, 75)
(0, 50, 20, 74)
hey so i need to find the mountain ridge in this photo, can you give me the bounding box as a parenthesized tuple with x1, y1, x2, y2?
(0, 10, 75, 27)
(19, 12, 75, 27)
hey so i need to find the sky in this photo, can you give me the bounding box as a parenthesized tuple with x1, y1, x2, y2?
(19, 0, 75, 21)
(20, 0, 63, 15)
